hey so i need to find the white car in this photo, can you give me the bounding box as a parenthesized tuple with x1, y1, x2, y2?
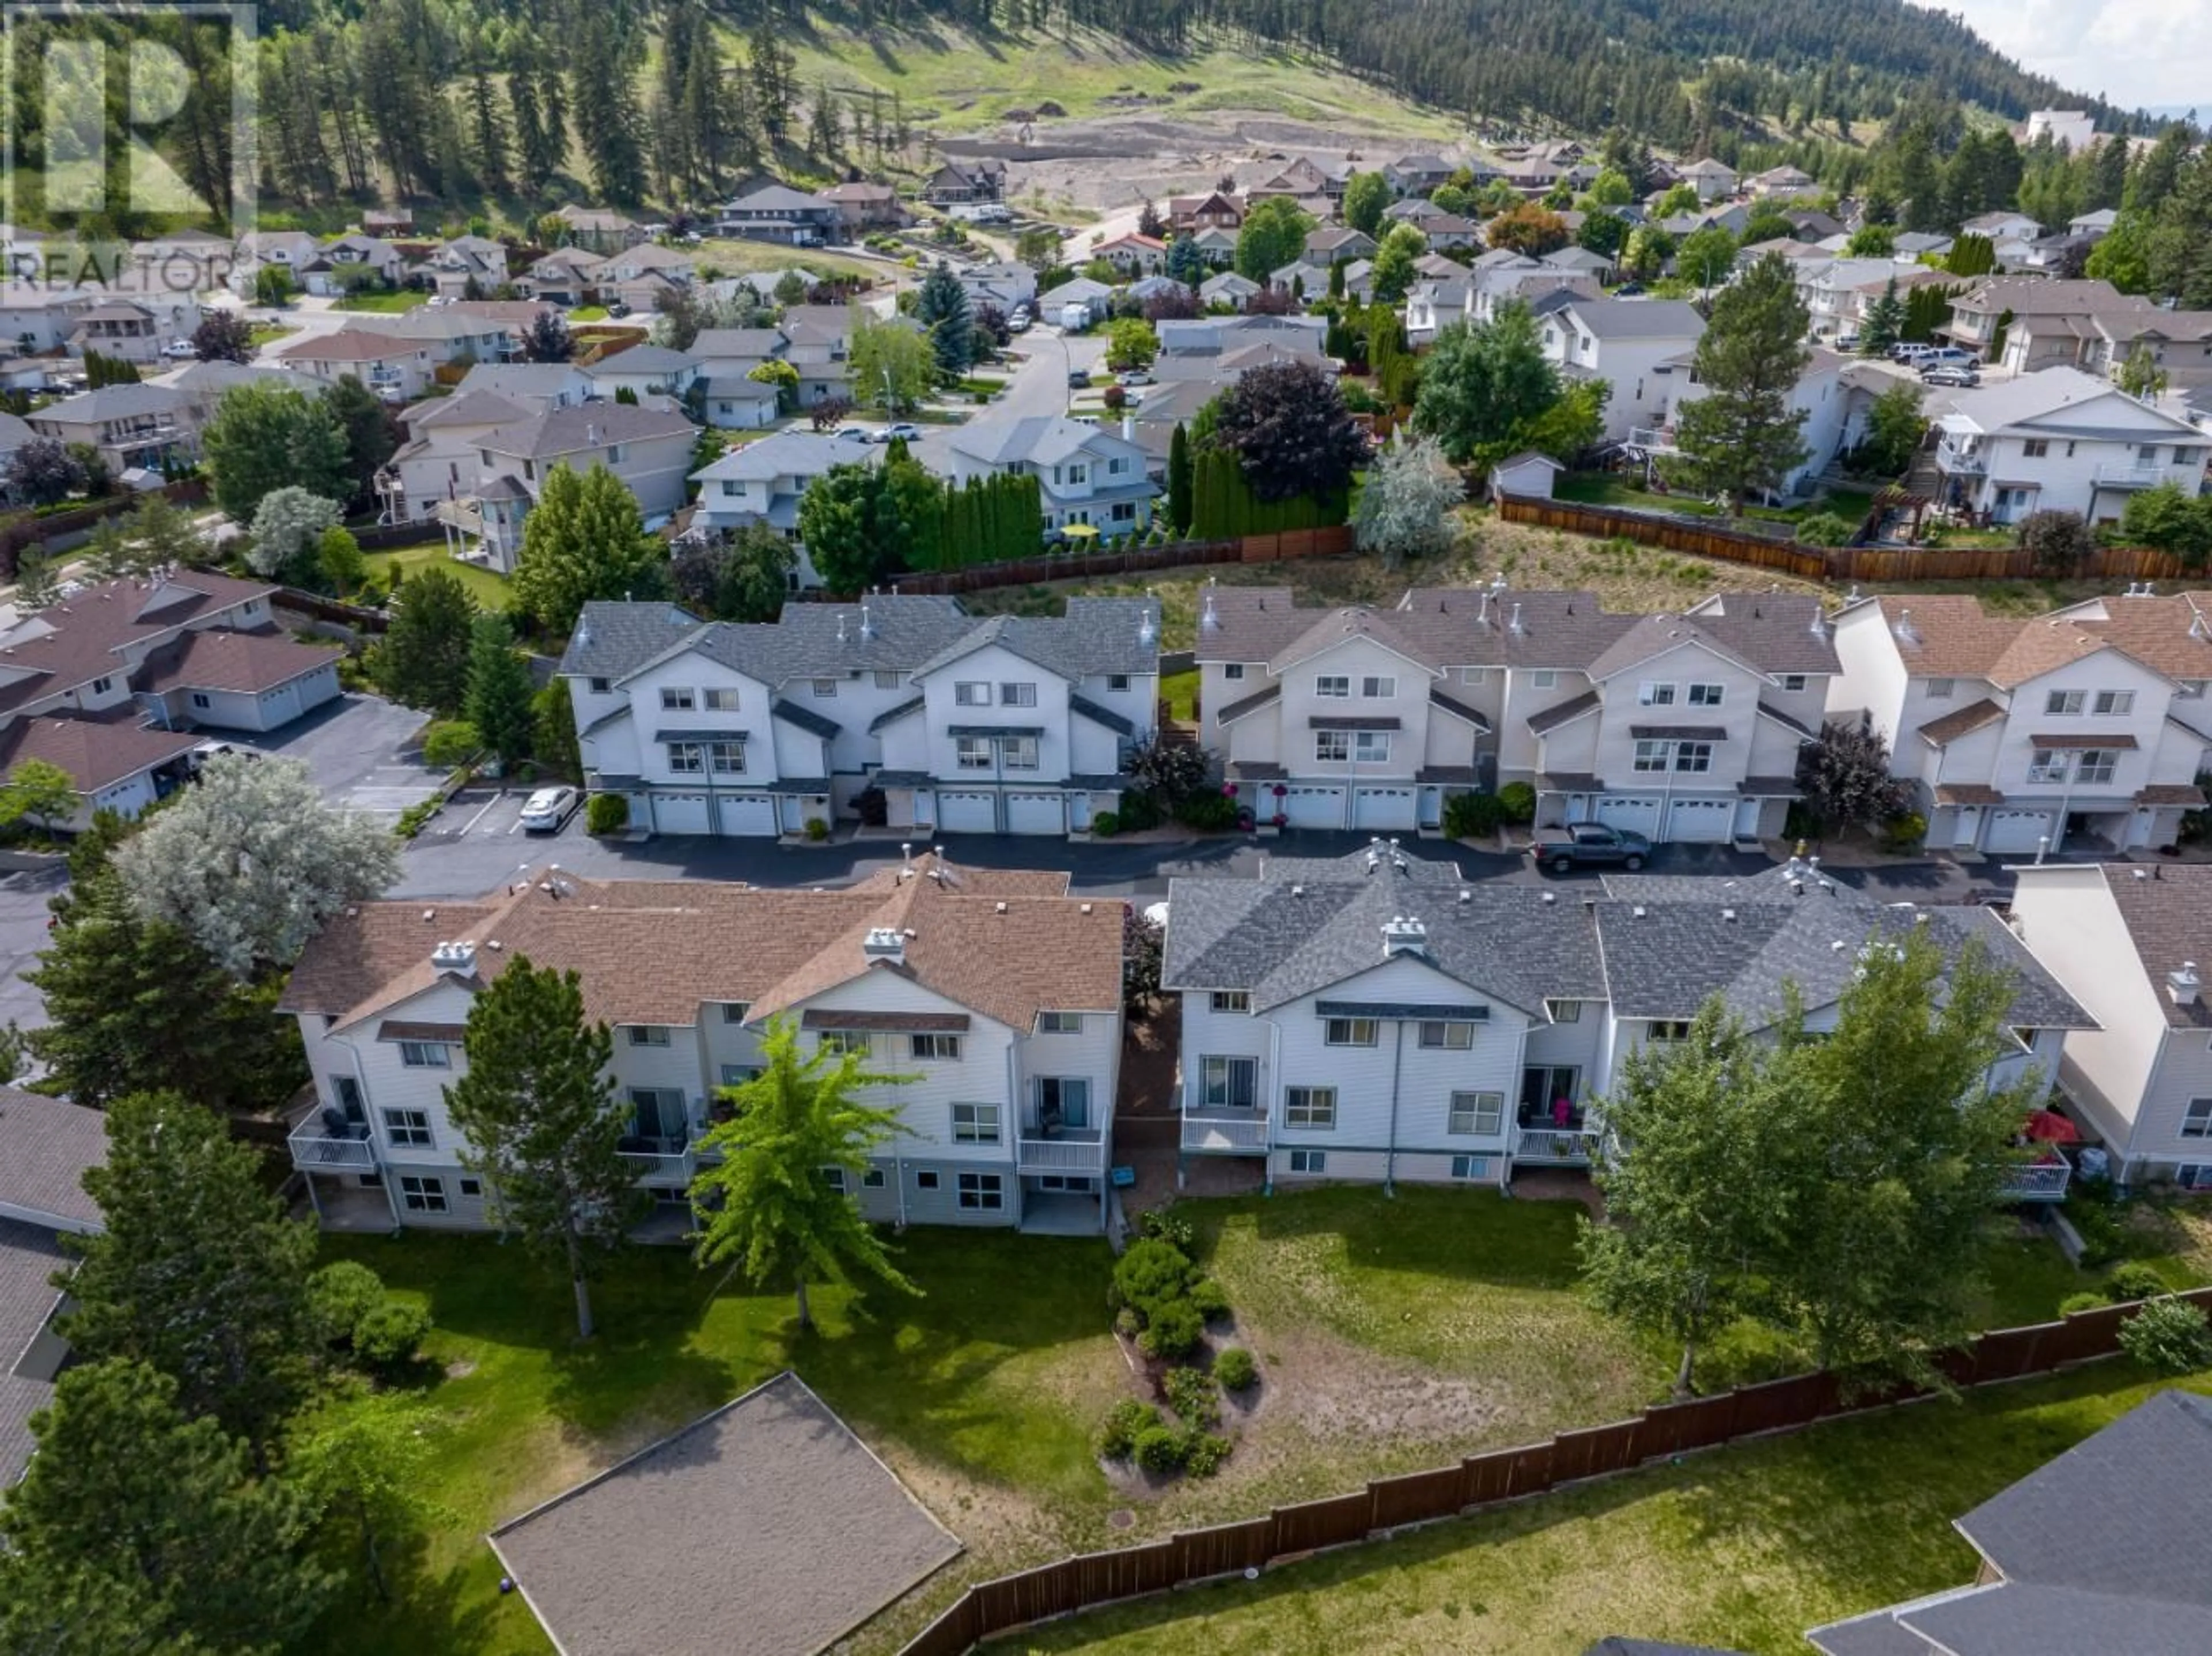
(160, 338, 197, 360)
(518, 785, 581, 834)
(1115, 369, 1153, 387)
(878, 422, 923, 443)
(832, 425, 873, 444)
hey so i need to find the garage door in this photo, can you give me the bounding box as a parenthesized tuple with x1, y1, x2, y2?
(1353, 787, 1416, 830)
(1984, 808, 2054, 855)
(937, 791, 997, 833)
(1666, 798, 1733, 843)
(1594, 795, 1661, 838)
(718, 793, 777, 837)
(1005, 792, 1064, 835)
(1283, 785, 1344, 830)
(653, 793, 710, 834)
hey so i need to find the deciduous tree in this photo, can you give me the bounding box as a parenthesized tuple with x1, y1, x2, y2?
(1341, 171, 1390, 236)
(1672, 254, 1813, 512)
(287, 1393, 454, 1604)
(1794, 720, 1910, 829)
(670, 522, 796, 621)
(796, 462, 913, 593)
(190, 309, 253, 364)
(245, 487, 342, 580)
(522, 309, 574, 363)
(202, 382, 351, 523)
(512, 463, 673, 635)
(1412, 303, 1564, 468)
(1484, 202, 1570, 256)
(5, 437, 86, 507)
(1860, 380, 1926, 475)
(850, 313, 936, 414)
(0, 757, 79, 834)
(1353, 431, 1464, 569)
(1209, 360, 1365, 504)
(463, 614, 536, 766)
(373, 564, 478, 712)
(1105, 315, 1158, 370)
(1233, 196, 1314, 282)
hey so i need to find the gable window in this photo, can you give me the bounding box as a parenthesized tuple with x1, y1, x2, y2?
(2183, 1098, 2212, 1139)
(2027, 748, 2067, 784)
(1531, 670, 1558, 689)
(1315, 675, 1350, 698)
(2075, 748, 2119, 786)
(709, 741, 745, 774)
(1779, 674, 1808, 692)
(1001, 736, 1040, 770)
(910, 1033, 961, 1061)
(1209, 991, 1250, 1014)
(875, 671, 904, 689)
(950, 1102, 999, 1143)
(1448, 1091, 1503, 1135)
(1638, 682, 1677, 706)
(1419, 1020, 1474, 1049)
(1460, 667, 1490, 685)
(1926, 678, 1955, 700)
(1645, 1020, 1692, 1043)
(1687, 683, 1725, 708)
(1361, 675, 1397, 698)
(626, 1025, 672, 1047)
(1036, 1011, 1083, 1033)
(1315, 730, 1350, 763)
(1633, 740, 1669, 774)
(89, 675, 112, 695)
(2093, 690, 2135, 715)
(2045, 689, 2085, 716)
(818, 1031, 866, 1055)
(1107, 674, 1131, 691)
(1325, 1017, 1378, 1048)
(589, 676, 611, 694)
(999, 682, 1037, 707)
(397, 1042, 449, 1069)
(956, 1171, 1005, 1211)
(1284, 1086, 1337, 1128)
(398, 1174, 448, 1213)
(1354, 731, 1391, 762)
(666, 742, 704, 773)
(1673, 742, 1714, 774)
(1223, 663, 1246, 680)
(383, 1108, 433, 1146)
(811, 678, 838, 698)
(955, 736, 993, 769)
(702, 687, 740, 712)
(1545, 998, 1582, 1023)
(660, 687, 695, 711)
(955, 681, 990, 706)
(2023, 438, 2050, 459)
(1287, 1148, 1327, 1175)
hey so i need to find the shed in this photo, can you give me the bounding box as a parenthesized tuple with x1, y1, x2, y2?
(1489, 451, 1563, 500)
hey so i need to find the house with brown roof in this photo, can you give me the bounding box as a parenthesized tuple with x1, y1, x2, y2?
(817, 181, 911, 233)
(1167, 191, 1243, 234)
(267, 327, 443, 403)
(0, 572, 340, 825)
(552, 205, 648, 254)
(277, 855, 1127, 1237)
(1827, 588, 2212, 856)
(1192, 583, 1838, 841)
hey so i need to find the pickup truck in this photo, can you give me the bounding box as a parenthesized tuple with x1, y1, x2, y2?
(1528, 822, 1650, 874)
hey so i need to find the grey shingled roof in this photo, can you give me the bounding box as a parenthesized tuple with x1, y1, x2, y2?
(1900, 1581, 2209, 1654)
(0, 1219, 70, 1488)
(1164, 848, 1605, 1015)
(907, 600, 1162, 683)
(1584, 1642, 1748, 1656)
(558, 602, 707, 679)
(479, 401, 695, 460)
(0, 1088, 105, 1228)
(772, 698, 840, 739)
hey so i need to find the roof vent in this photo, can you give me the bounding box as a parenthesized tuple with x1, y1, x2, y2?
(1721, 907, 1736, 922)
(861, 927, 906, 965)
(1892, 607, 1919, 646)
(1631, 905, 1646, 918)
(859, 604, 874, 642)
(1080, 902, 1093, 914)
(1138, 607, 1158, 648)
(1382, 914, 1427, 956)
(995, 901, 1007, 914)
(431, 939, 477, 974)
(2134, 867, 2150, 880)
(1541, 890, 1556, 905)
(1459, 889, 1472, 903)
(1199, 593, 1221, 635)
(1291, 883, 1304, 896)
(1508, 602, 1525, 637)
(1475, 589, 1491, 627)
(2169, 962, 2200, 1006)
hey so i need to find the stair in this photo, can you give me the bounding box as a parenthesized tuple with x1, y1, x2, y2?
(1156, 718, 1200, 748)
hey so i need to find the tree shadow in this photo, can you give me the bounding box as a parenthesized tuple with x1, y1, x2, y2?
(1185, 1185, 1593, 1295)
(302, 1522, 525, 1656)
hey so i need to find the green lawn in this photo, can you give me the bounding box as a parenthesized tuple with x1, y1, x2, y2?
(361, 546, 514, 613)
(566, 305, 609, 322)
(1022, 1363, 2212, 1654)
(335, 289, 430, 313)
(247, 322, 300, 347)
(1159, 668, 1198, 720)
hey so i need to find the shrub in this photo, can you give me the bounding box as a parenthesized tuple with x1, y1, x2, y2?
(1213, 1346, 1257, 1390)
(1164, 1365, 1219, 1428)
(1113, 1238, 1198, 1312)
(1139, 1209, 1196, 1252)
(1442, 790, 1503, 839)
(1794, 510, 1855, 547)
(1495, 781, 1536, 824)
(1117, 791, 1161, 831)
(586, 792, 629, 834)
(804, 815, 829, 842)
(1880, 811, 1926, 850)
(1188, 1277, 1230, 1322)
(2021, 508, 2094, 577)
(2105, 1262, 2170, 1303)
(1089, 809, 1119, 837)
(1137, 1299, 1205, 1360)
(421, 719, 480, 768)
(1175, 791, 1240, 831)
(1132, 1424, 1188, 1473)
(352, 1300, 431, 1373)
(2118, 1297, 2212, 1374)
(308, 1260, 387, 1348)
(1182, 1431, 1232, 1477)
(1097, 1397, 1157, 1460)
(393, 799, 440, 840)
(2059, 1291, 2109, 1318)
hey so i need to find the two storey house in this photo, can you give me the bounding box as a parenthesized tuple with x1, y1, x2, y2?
(1537, 298, 1704, 445)
(558, 594, 1160, 838)
(1930, 367, 2211, 526)
(940, 416, 1157, 536)
(278, 855, 1127, 1237)
(1828, 589, 2212, 855)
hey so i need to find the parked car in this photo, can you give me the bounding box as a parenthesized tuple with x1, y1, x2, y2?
(1067, 367, 1090, 388)
(159, 337, 197, 360)
(1834, 331, 1861, 351)
(1008, 313, 1031, 333)
(1115, 369, 1153, 387)
(1612, 282, 1645, 297)
(1922, 364, 1981, 388)
(877, 422, 922, 443)
(518, 785, 581, 834)
(832, 425, 873, 443)
(607, 301, 632, 317)
(187, 739, 258, 774)
(1889, 342, 1937, 363)
(1919, 346, 1979, 370)
(1528, 822, 1650, 874)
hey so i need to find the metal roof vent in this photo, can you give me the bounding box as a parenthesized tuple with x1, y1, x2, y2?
(431, 939, 477, 974)
(1382, 915, 1427, 956)
(1721, 907, 1736, 922)
(1199, 593, 1221, 635)
(859, 604, 874, 642)
(1508, 602, 1525, 637)
(1892, 608, 1919, 646)
(1540, 890, 1556, 905)
(1631, 905, 1646, 918)
(862, 927, 905, 965)
(1138, 607, 1157, 647)
(2169, 962, 2200, 1006)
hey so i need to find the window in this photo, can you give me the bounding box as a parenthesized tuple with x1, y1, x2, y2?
(1638, 682, 1677, 706)
(1448, 1091, 1504, 1135)
(955, 681, 990, 706)
(999, 682, 1037, 706)
(398, 1042, 449, 1069)
(660, 687, 696, 711)
(2181, 681, 2207, 700)
(1926, 678, 1955, 700)
(951, 1102, 1000, 1143)
(1036, 1011, 1083, 1034)
(1645, 1020, 1692, 1043)
(955, 736, 992, 770)
(2027, 748, 2067, 784)
(1066, 464, 1088, 485)
(915, 1170, 940, 1190)
(862, 1169, 886, 1188)
(1673, 743, 1713, 773)
(821, 1167, 847, 1194)
(811, 678, 838, 698)
(89, 675, 112, 695)
(1037, 1077, 1091, 1126)
(910, 1033, 961, 1061)
(1361, 675, 1396, 698)
(666, 742, 704, 773)
(1419, 1020, 1474, 1049)
(875, 671, 904, 689)
(1315, 730, 1351, 763)
(1223, 663, 1246, 680)
(709, 741, 746, 774)
(1449, 1154, 1490, 1181)
(1460, 667, 1490, 685)
(459, 1178, 482, 1197)
(2184, 1098, 2212, 1139)
(1531, 670, 1558, 689)
(1325, 1017, 1379, 1047)
(383, 1108, 433, 1147)
(2045, 689, 2085, 716)
(399, 1175, 447, 1214)
(957, 1171, 1005, 1211)
(589, 676, 611, 694)
(2093, 690, 2135, 715)
(1633, 740, 1669, 773)
(818, 1031, 866, 1055)
(701, 686, 740, 712)
(719, 1064, 761, 1087)
(1779, 674, 1808, 692)
(1200, 1056, 1257, 1109)
(1287, 1148, 1327, 1175)
(1001, 736, 1040, 771)
(720, 1000, 751, 1023)
(2022, 438, 2050, 459)
(1107, 672, 1132, 692)
(627, 1025, 671, 1047)
(1209, 991, 1250, 1014)
(1546, 999, 1582, 1023)
(1687, 683, 1725, 707)
(1354, 731, 1392, 762)
(2076, 748, 2119, 785)
(1315, 675, 1350, 698)
(1284, 1086, 1337, 1128)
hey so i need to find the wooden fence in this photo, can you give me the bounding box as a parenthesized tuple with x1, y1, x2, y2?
(882, 527, 1354, 598)
(1497, 493, 2198, 587)
(0, 477, 210, 576)
(897, 1287, 2212, 1655)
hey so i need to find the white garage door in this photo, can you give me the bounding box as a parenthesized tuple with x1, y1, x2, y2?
(937, 791, 997, 833)
(718, 793, 777, 837)
(1594, 795, 1661, 838)
(1353, 787, 1417, 830)
(1005, 792, 1064, 835)
(1666, 798, 1733, 843)
(1984, 808, 2054, 855)
(1283, 785, 1344, 830)
(653, 793, 710, 834)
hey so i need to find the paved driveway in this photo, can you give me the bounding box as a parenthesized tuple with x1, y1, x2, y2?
(0, 864, 64, 1041)
(222, 694, 444, 826)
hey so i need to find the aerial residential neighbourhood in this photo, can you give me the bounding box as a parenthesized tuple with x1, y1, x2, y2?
(2, 3, 2211, 1655)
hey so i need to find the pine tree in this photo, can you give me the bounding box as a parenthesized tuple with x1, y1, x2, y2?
(372, 563, 478, 713)
(915, 262, 974, 376)
(1859, 276, 1905, 356)
(463, 614, 536, 766)
(1672, 254, 1813, 513)
(1168, 422, 1193, 535)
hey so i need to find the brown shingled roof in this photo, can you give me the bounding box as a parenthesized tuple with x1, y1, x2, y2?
(0, 710, 200, 792)
(2100, 863, 2212, 1030)
(1918, 697, 2008, 747)
(138, 627, 340, 695)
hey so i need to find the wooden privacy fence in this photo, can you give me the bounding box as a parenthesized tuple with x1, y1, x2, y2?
(0, 477, 210, 576)
(897, 1287, 2212, 1656)
(883, 527, 1354, 598)
(1497, 493, 2200, 588)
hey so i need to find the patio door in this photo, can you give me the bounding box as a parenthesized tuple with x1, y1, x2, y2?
(1520, 1066, 1581, 1124)
(1200, 1056, 1257, 1110)
(1037, 1077, 1090, 1130)
(628, 1087, 687, 1144)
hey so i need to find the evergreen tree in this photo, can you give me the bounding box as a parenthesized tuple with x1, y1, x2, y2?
(915, 262, 974, 377)
(2148, 152, 2212, 308)
(1167, 422, 1193, 536)
(1859, 275, 1905, 355)
(463, 614, 536, 766)
(1164, 234, 1205, 287)
(1672, 254, 1812, 513)
(372, 564, 478, 713)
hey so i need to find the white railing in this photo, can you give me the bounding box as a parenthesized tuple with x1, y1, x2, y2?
(1627, 426, 1681, 453)
(2002, 1160, 2071, 1200)
(2093, 463, 2171, 489)
(1937, 441, 1987, 475)
(1181, 1111, 1269, 1153)
(287, 1123, 377, 1171)
(1018, 1136, 1105, 1171)
(1512, 1125, 1601, 1165)
(619, 1147, 696, 1183)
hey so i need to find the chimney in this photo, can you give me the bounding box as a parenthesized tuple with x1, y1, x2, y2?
(431, 939, 477, 975)
(861, 927, 906, 967)
(1382, 914, 1427, 956)
(902, 842, 913, 863)
(2169, 961, 2200, 1007)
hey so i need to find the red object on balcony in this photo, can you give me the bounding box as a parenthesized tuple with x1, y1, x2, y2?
(2023, 1109, 2081, 1144)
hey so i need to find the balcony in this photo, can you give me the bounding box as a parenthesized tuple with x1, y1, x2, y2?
(1936, 440, 1987, 475)
(288, 1109, 377, 1173)
(618, 1137, 696, 1184)
(2093, 462, 2175, 490)
(1627, 426, 1682, 455)
(1512, 1125, 1601, 1166)
(2001, 1156, 2071, 1202)
(1017, 1125, 1104, 1173)
(1181, 1109, 1268, 1154)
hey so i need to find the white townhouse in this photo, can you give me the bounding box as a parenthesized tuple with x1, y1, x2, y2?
(278, 856, 1127, 1238)
(421, 234, 509, 298)
(1828, 589, 2212, 856)
(937, 415, 1157, 536)
(2010, 862, 2212, 1190)
(687, 430, 874, 587)
(1192, 583, 1836, 842)
(579, 344, 701, 402)
(557, 593, 1160, 838)
(1536, 298, 1704, 445)
(1162, 849, 2085, 1194)
(1645, 347, 1879, 499)
(1930, 367, 2212, 527)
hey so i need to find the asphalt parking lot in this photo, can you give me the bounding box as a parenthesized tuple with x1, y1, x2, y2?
(221, 693, 445, 826)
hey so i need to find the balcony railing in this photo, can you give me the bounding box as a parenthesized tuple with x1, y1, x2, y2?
(618, 1140, 696, 1184)
(1937, 441, 1987, 475)
(1627, 426, 1681, 454)
(1018, 1128, 1105, 1172)
(1512, 1125, 1602, 1166)
(2001, 1159, 2071, 1201)
(288, 1118, 377, 1172)
(1181, 1110, 1269, 1154)
(2093, 463, 2173, 489)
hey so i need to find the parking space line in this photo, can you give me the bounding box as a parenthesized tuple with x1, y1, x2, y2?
(460, 792, 503, 835)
